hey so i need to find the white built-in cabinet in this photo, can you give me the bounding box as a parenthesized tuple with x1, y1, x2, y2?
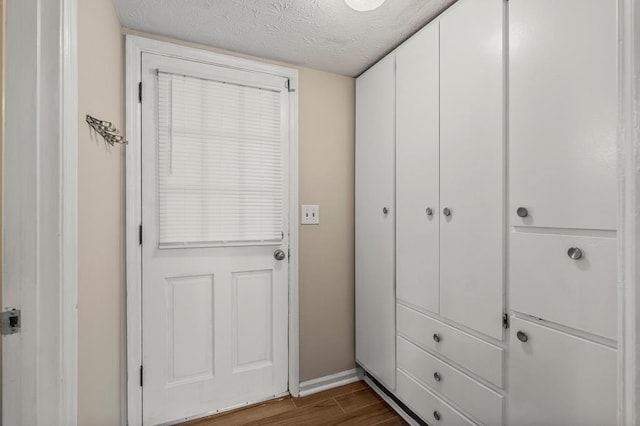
(355, 54, 396, 391)
(356, 0, 618, 423)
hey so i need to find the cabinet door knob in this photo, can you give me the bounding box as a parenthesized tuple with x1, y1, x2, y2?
(433, 411, 442, 421)
(442, 207, 451, 217)
(426, 207, 433, 216)
(433, 372, 442, 382)
(567, 247, 583, 260)
(516, 330, 529, 342)
(516, 207, 529, 218)
(382, 207, 389, 214)
(433, 333, 441, 343)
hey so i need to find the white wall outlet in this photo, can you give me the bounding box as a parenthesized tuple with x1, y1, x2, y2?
(301, 204, 320, 225)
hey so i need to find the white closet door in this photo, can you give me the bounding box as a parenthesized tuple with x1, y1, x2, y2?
(439, 0, 504, 340)
(396, 22, 440, 314)
(509, 0, 617, 231)
(355, 54, 396, 390)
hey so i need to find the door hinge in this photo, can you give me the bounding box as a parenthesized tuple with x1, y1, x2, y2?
(1, 308, 21, 335)
(139, 224, 143, 245)
(139, 365, 143, 387)
(285, 79, 296, 93)
(503, 313, 510, 329)
(138, 82, 142, 103)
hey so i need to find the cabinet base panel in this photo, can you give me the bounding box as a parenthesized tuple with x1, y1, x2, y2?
(363, 372, 427, 426)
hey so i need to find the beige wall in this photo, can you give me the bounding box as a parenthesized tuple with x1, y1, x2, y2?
(78, 2, 355, 422)
(78, 0, 125, 424)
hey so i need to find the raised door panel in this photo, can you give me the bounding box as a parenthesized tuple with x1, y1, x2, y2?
(355, 54, 396, 390)
(508, 317, 616, 426)
(509, 0, 617, 230)
(439, 0, 504, 340)
(396, 22, 440, 314)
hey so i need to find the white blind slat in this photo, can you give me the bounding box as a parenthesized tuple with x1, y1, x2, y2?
(157, 71, 284, 246)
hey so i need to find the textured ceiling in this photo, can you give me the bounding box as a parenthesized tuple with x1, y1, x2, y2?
(113, 0, 457, 76)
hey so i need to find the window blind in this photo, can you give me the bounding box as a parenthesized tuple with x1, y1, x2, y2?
(157, 71, 284, 247)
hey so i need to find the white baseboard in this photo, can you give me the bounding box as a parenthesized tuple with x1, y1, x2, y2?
(364, 376, 421, 426)
(297, 368, 364, 397)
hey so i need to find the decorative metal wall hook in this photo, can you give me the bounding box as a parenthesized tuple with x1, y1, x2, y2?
(86, 115, 127, 146)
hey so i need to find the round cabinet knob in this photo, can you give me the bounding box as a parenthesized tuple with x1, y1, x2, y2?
(516, 330, 529, 343)
(516, 207, 529, 218)
(433, 411, 442, 421)
(274, 249, 286, 261)
(382, 207, 389, 214)
(433, 372, 442, 382)
(433, 333, 441, 343)
(567, 247, 584, 260)
(442, 207, 451, 217)
(426, 207, 433, 216)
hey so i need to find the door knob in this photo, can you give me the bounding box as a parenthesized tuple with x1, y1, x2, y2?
(274, 249, 286, 261)
(442, 207, 451, 217)
(516, 331, 528, 342)
(567, 247, 583, 260)
(426, 207, 433, 216)
(516, 207, 529, 218)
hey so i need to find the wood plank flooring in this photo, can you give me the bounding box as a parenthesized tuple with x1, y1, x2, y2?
(184, 381, 407, 425)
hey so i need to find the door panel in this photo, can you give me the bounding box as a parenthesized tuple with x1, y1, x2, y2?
(439, 0, 504, 340)
(396, 22, 440, 314)
(355, 54, 396, 390)
(141, 53, 289, 425)
(508, 317, 616, 426)
(509, 0, 617, 231)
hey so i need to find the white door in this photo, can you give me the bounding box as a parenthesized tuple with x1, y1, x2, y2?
(509, 0, 617, 231)
(355, 54, 396, 390)
(439, 0, 504, 340)
(141, 53, 290, 425)
(395, 22, 440, 315)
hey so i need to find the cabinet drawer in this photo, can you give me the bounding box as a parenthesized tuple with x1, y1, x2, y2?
(397, 369, 476, 426)
(397, 304, 503, 387)
(509, 317, 616, 426)
(398, 337, 503, 425)
(510, 231, 616, 339)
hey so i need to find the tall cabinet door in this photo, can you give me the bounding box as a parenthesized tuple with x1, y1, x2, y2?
(509, 0, 617, 231)
(439, 0, 504, 340)
(396, 23, 440, 314)
(355, 54, 396, 389)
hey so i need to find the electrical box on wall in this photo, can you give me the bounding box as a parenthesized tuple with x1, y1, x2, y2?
(301, 205, 320, 225)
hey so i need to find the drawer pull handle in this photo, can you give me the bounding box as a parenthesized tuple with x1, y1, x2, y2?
(426, 207, 433, 216)
(433, 333, 441, 343)
(442, 207, 452, 217)
(433, 372, 442, 382)
(516, 207, 529, 218)
(383, 207, 389, 215)
(516, 330, 529, 342)
(433, 411, 442, 421)
(567, 247, 583, 260)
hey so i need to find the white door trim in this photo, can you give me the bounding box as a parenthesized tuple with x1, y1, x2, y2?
(2, 0, 78, 424)
(618, 0, 640, 424)
(124, 35, 299, 426)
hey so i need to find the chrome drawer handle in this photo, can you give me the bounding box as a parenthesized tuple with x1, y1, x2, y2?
(433, 411, 441, 421)
(516, 207, 529, 218)
(442, 207, 451, 217)
(433, 333, 441, 343)
(433, 372, 442, 382)
(426, 207, 433, 216)
(383, 207, 389, 214)
(568, 247, 583, 260)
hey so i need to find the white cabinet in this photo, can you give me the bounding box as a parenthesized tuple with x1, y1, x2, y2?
(508, 317, 616, 426)
(396, 22, 440, 314)
(439, 0, 505, 341)
(509, 0, 617, 231)
(355, 54, 396, 390)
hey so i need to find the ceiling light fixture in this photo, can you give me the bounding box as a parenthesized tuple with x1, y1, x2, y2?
(345, 0, 386, 12)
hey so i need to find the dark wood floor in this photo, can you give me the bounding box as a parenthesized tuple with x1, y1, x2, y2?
(184, 381, 407, 425)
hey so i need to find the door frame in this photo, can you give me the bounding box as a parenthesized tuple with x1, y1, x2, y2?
(124, 35, 299, 426)
(3, 0, 78, 424)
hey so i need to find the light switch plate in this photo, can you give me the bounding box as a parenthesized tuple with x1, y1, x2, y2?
(301, 205, 320, 225)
